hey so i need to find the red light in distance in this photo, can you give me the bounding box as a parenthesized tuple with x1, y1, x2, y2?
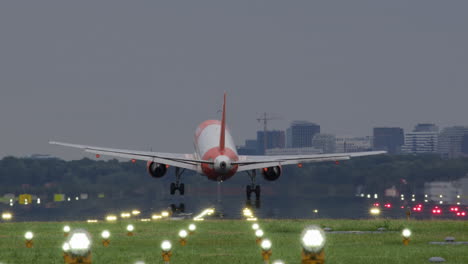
(456, 211, 466, 217)
(450, 207, 459, 212)
(373, 203, 380, 207)
(432, 206, 442, 215)
(384, 203, 392, 208)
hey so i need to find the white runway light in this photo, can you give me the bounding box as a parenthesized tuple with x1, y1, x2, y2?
(402, 228, 411, 238)
(101, 230, 110, 239)
(261, 239, 272, 251)
(301, 225, 326, 253)
(188, 224, 196, 232)
(161, 240, 172, 252)
(66, 229, 92, 256)
(24, 231, 34, 240)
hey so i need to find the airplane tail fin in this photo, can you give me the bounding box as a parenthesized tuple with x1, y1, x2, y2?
(219, 92, 227, 152)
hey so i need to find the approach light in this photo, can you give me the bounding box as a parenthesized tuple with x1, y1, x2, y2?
(243, 208, 253, 217)
(152, 214, 162, 220)
(132, 210, 141, 216)
(127, 224, 135, 236)
(188, 224, 196, 234)
(252, 223, 260, 231)
(161, 211, 170, 218)
(179, 229, 188, 246)
(67, 229, 92, 256)
(1, 212, 13, 220)
(86, 219, 99, 223)
(105, 215, 117, 222)
(121, 212, 131, 218)
(101, 230, 110, 247)
(402, 228, 411, 245)
(25, 231, 34, 248)
(161, 240, 173, 263)
(301, 226, 326, 264)
(370, 207, 381, 216)
(260, 239, 272, 263)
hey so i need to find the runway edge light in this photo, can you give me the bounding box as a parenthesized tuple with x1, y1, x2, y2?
(65, 229, 92, 264)
(161, 240, 172, 264)
(402, 228, 411, 245)
(101, 230, 110, 247)
(24, 231, 34, 248)
(260, 239, 272, 264)
(301, 225, 326, 264)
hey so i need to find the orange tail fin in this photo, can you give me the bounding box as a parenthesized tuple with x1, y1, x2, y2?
(219, 93, 227, 152)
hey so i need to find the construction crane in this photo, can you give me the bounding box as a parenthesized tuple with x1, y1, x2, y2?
(256, 112, 282, 155)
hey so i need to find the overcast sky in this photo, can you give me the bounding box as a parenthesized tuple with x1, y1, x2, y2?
(1, 1, 467, 159)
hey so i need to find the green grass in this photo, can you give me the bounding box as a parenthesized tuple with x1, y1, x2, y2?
(0, 219, 467, 264)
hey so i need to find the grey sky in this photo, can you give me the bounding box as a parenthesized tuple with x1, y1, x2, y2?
(1, 1, 467, 159)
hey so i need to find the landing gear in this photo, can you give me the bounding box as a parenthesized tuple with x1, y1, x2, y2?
(246, 170, 261, 200)
(170, 168, 186, 195)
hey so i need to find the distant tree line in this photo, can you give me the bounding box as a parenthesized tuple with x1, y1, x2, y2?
(0, 155, 467, 198)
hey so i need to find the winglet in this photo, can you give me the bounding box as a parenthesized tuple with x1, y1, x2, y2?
(219, 92, 227, 152)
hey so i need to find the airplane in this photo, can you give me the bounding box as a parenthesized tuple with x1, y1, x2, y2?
(50, 93, 386, 200)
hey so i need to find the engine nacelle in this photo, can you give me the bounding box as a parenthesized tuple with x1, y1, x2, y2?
(147, 161, 168, 178)
(261, 166, 282, 181)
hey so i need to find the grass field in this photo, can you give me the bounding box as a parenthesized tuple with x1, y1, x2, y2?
(0, 218, 467, 264)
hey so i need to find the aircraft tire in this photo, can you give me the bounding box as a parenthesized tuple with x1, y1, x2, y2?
(179, 183, 185, 195)
(255, 185, 261, 200)
(170, 183, 176, 195)
(246, 185, 252, 200)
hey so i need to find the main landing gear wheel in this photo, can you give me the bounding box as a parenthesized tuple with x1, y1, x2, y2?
(246, 169, 261, 201)
(246, 185, 261, 200)
(170, 167, 186, 196)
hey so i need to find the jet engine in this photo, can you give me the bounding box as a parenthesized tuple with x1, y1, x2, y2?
(147, 161, 167, 178)
(261, 166, 282, 181)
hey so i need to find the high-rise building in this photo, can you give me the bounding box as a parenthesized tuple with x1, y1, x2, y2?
(237, 139, 258, 155)
(438, 126, 468, 158)
(414, 123, 439, 132)
(311, 134, 336, 153)
(402, 124, 439, 154)
(335, 136, 373, 153)
(373, 127, 404, 154)
(256, 130, 285, 155)
(286, 121, 320, 148)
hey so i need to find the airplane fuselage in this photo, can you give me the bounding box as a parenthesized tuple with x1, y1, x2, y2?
(194, 120, 239, 181)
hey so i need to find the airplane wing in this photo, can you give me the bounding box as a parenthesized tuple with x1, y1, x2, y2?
(234, 151, 386, 172)
(49, 141, 212, 171)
